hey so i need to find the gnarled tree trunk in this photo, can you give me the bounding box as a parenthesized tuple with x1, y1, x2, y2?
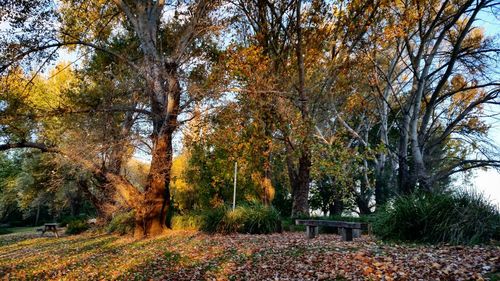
(134, 127, 175, 237)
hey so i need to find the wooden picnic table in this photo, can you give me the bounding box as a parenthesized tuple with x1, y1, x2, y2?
(39, 223, 59, 238)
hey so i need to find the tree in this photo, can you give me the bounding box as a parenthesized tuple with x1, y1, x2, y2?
(0, 0, 220, 237)
(386, 0, 500, 193)
(1, 0, 498, 229)
(228, 0, 384, 216)
(320, 0, 500, 208)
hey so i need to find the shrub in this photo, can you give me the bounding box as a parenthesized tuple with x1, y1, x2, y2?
(66, 220, 89, 235)
(373, 190, 500, 244)
(173, 203, 282, 234)
(215, 206, 247, 234)
(59, 215, 87, 227)
(201, 206, 227, 233)
(205, 203, 281, 234)
(171, 212, 204, 230)
(107, 211, 135, 235)
(238, 203, 281, 234)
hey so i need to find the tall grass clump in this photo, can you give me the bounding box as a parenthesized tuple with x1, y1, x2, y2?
(212, 203, 281, 234)
(373, 190, 500, 244)
(171, 212, 205, 230)
(240, 203, 281, 234)
(201, 206, 228, 233)
(173, 203, 281, 234)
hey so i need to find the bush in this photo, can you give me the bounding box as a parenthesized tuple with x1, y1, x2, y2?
(171, 212, 204, 230)
(373, 191, 500, 244)
(201, 206, 227, 233)
(107, 211, 135, 235)
(173, 203, 282, 234)
(66, 220, 89, 235)
(59, 215, 87, 227)
(237, 203, 281, 234)
(207, 203, 281, 234)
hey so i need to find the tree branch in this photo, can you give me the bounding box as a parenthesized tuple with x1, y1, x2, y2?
(0, 142, 59, 153)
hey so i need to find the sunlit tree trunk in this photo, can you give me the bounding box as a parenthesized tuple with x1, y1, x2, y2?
(112, 0, 186, 237)
(135, 129, 174, 237)
(133, 66, 180, 237)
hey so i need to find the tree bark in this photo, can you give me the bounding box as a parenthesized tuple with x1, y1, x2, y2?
(289, 0, 311, 217)
(112, 0, 185, 237)
(291, 152, 311, 217)
(329, 199, 344, 216)
(398, 111, 412, 194)
(134, 128, 174, 237)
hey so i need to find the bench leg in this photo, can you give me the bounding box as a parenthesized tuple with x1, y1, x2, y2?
(353, 229, 361, 238)
(306, 225, 317, 239)
(340, 228, 353, 241)
(54, 230, 59, 238)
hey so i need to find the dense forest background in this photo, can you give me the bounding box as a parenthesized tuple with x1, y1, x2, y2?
(1, 0, 499, 237)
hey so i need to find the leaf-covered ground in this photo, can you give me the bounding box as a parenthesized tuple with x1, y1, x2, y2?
(0, 230, 498, 280)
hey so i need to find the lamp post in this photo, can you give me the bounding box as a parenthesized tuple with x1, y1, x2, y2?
(233, 161, 237, 211)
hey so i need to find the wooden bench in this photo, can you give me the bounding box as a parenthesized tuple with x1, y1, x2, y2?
(38, 223, 60, 238)
(295, 219, 366, 241)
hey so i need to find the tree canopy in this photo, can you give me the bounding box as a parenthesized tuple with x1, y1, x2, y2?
(0, 0, 499, 237)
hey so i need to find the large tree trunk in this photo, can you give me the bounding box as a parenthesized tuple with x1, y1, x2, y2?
(374, 148, 388, 206)
(112, 0, 183, 237)
(260, 108, 274, 206)
(357, 160, 373, 215)
(398, 107, 412, 194)
(292, 152, 311, 217)
(329, 199, 344, 216)
(285, 139, 311, 217)
(374, 74, 391, 206)
(289, 0, 312, 217)
(134, 130, 173, 237)
(131, 56, 180, 236)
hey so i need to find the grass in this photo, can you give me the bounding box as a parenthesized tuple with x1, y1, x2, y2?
(0, 226, 38, 235)
(0, 230, 497, 280)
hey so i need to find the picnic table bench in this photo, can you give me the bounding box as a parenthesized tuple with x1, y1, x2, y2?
(295, 219, 367, 241)
(37, 223, 59, 238)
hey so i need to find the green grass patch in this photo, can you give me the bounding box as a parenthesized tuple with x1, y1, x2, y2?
(0, 228, 13, 235)
(0, 226, 38, 235)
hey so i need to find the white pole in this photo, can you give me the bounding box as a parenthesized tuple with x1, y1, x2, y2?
(233, 161, 237, 211)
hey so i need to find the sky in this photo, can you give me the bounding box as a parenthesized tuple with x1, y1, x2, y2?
(468, 102, 500, 207)
(43, 4, 500, 208)
(469, 10, 500, 207)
